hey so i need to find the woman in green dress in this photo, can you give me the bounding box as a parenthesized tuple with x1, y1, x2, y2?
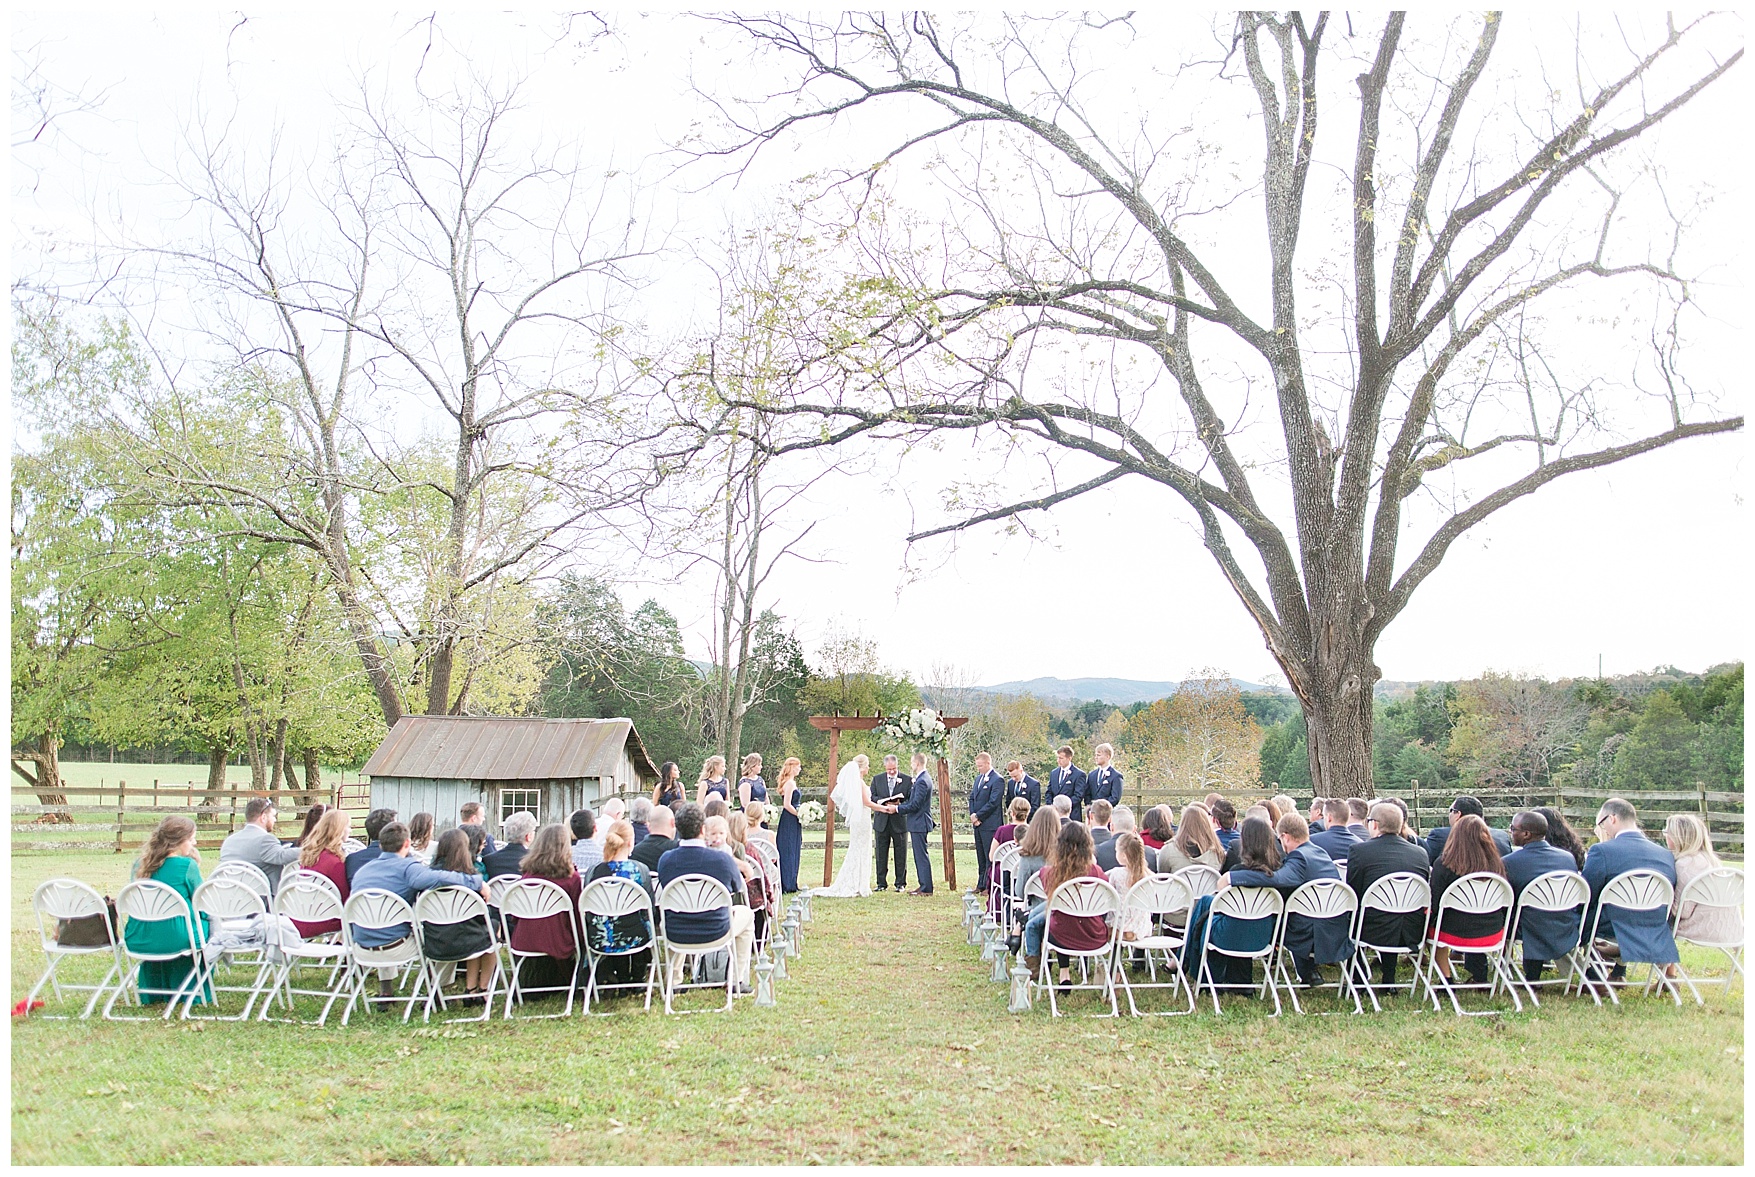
(124, 816, 212, 1006)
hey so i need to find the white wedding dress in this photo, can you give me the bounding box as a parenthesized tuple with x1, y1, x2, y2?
(814, 761, 876, 897)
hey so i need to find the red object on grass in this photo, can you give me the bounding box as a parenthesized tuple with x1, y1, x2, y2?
(11, 998, 46, 1018)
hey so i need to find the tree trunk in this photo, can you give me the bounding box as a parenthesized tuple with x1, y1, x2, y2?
(1301, 674, 1377, 799)
(12, 729, 72, 821)
(301, 748, 323, 808)
(202, 745, 229, 819)
(269, 716, 289, 793)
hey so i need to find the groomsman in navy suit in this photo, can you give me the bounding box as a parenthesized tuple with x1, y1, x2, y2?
(968, 752, 1005, 890)
(1046, 745, 1088, 823)
(897, 752, 938, 895)
(1003, 760, 1040, 817)
(1086, 744, 1124, 810)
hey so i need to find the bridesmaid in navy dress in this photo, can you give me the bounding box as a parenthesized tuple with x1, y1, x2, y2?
(696, 756, 730, 807)
(651, 761, 685, 811)
(774, 756, 804, 893)
(738, 752, 768, 821)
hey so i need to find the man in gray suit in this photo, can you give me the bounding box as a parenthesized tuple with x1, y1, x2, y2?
(219, 797, 302, 897)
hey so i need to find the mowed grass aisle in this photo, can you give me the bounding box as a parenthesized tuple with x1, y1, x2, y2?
(11, 848, 1744, 1165)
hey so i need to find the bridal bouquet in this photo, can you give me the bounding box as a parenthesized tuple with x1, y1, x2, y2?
(797, 800, 826, 826)
(880, 706, 951, 759)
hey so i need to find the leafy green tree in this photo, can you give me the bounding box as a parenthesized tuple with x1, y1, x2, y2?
(1612, 690, 1698, 793)
(1257, 711, 1306, 788)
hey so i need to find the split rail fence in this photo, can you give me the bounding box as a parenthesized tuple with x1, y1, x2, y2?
(11, 778, 372, 855)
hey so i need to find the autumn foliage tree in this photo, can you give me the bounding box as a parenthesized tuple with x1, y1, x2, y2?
(1120, 674, 1262, 799)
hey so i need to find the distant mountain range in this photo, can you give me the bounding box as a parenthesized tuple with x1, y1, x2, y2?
(976, 676, 1281, 705)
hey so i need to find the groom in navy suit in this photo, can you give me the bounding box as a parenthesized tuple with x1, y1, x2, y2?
(1046, 745, 1087, 823)
(897, 752, 937, 895)
(1086, 743, 1124, 810)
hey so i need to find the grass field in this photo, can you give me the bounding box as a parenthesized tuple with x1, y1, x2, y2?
(10, 847, 1744, 1165)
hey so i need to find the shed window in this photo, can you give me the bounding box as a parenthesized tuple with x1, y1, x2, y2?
(498, 788, 541, 826)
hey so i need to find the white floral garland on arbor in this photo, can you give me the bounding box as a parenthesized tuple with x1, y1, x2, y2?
(879, 706, 951, 760)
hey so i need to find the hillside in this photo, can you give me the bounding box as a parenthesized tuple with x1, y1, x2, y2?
(977, 675, 1281, 705)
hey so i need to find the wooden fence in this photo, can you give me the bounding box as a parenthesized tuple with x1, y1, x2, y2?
(11, 779, 371, 855)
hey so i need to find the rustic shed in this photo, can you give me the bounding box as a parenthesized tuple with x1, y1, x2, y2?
(360, 716, 659, 834)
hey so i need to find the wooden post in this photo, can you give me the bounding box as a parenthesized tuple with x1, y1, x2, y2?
(1698, 780, 1711, 850)
(1412, 777, 1421, 835)
(936, 755, 958, 892)
(823, 726, 841, 888)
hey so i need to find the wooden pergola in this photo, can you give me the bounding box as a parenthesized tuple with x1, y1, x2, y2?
(808, 713, 968, 891)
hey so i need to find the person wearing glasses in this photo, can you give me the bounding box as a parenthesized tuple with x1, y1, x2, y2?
(1582, 797, 1678, 983)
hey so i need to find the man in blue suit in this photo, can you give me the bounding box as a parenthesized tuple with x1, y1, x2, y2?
(1003, 760, 1041, 817)
(1310, 799, 1362, 861)
(1046, 745, 1087, 823)
(968, 752, 1004, 890)
(1582, 797, 1679, 981)
(1085, 744, 1123, 811)
(1224, 813, 1345, 986)
(1503, 809, 1585, 982)
(897, 753, 938, 895)
(1345, 798, 1370, 841)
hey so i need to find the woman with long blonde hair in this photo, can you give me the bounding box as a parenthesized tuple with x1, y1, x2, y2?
(737, 752, 768, 813)
(774, 756, 805, 893)
(291, 809, 353, 937)
(1666, 813, 1739, 954)
(697, 755, 730, 806)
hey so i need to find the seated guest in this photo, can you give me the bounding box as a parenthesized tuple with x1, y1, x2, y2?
(1310, 798, 1361, 861)
(344, 808, 398, 887)
(1211, 799, 1240, 850)
(1426, 795, 1513, 864)
(744, 802, 777, 850)
(349, 823, 487, 1004)
(291, 803, 328, 847)
(483, 811, 537, 879)
(630, 805, 678, 872)
(656, 803, 754, 994)
(1502, 809, 1584, 983)
(461, 825, 488, 878)
(601, 796, 627, 827)
(1182, 815, 1281, 991)
(1011, 807, 1062, 906)
(629, 796, 653, 844)
(1106, 832, 1153, 943)
(1051, 795, 1072, 822)
(1157, 804, 1223, 882)
(728, 812, 768, 939)
(126, 816, 212, 1007)
(1203, 792, 1224, 812)
(1260, 797, 1286, 828)
(1097, 805, 1155, 873)
(407, 813, 437, 864)
(1305, 796, 1326, 833)
(509, 824, 584, 995)
(995, 797, 1033, 848)
(1272, 794, 1299, 824)
(702, 796, 731, 823)
(1224, 813, 1342, 986)
(1535, 806, 1587, 869)
(570, 809, 602, 875)
(1383, 797, 1421, 844)
(458, 801, 499, 856)
(219, 797, 303, 898)
(1583, 798, 1678, 982)
(422, 828, 501, 1000)
(1345, 802, 1431, 989)
(1021, 820, 1108, 984)
(1346, 798, 1370, 839)
(585, 819, 657, 986)
(289, 809, 353, 938)
(1140, 805, 1174, 851)
(1086, 799, 1115, 847)
(1221, 805, 1272, 873)
(1427, 814, 1507, 985)
(1666, 813, 1741, 954)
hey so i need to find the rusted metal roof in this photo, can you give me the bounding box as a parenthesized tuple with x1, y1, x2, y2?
(361, 716, 659, 782)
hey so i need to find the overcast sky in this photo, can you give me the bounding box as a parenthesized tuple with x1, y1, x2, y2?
(11, 10, 1746, 690)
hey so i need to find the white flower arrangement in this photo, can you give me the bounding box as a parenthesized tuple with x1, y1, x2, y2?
(880, 706, 951, 759)
(797, 799, 826, 826)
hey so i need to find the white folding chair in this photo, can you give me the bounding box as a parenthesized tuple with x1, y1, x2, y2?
(1672, 866, 1744, 1003)
(186, 877, 275, 1021)
(257, 878, 350, 1024)
(1418, 872, 1521, 1016)
(1175, 864, 1221, 904)
(1576, 869, 1683, 1006)
(745, 842, 781, 957)
(27, 879, 123, 1019)
(340, 889, 425, 1025)
(1033, 877, 1121, 1018)
(1348, 872, 1431, 1012)
(1191, 886, 1286, 1016)
(210, 860, 275, 905)
(499, 878, 582, 1019)
(486, 873, 523, 975)
(1112, 874, 1195, 1016)
(414, 886, 501, 1023)
(991, 842, 1021, 932)
(579, 875, 659, 1014)
(103, 880, 207, 1020)
(1503, 870, 1590, 1007)
(656, 874, 737, 1014)
(279, 861, 307, 891)
(1275, 879, 1359, 1015)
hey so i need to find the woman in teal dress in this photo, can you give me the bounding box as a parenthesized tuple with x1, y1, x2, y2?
(124, 816, 212, 1006)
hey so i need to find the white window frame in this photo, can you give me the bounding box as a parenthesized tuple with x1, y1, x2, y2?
(498, 787, 541, 827)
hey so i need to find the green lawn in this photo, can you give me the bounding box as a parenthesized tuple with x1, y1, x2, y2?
(10, 848, 1744, 1165)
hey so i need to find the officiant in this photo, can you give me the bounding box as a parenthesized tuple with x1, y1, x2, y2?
(870, 753, 910, 892)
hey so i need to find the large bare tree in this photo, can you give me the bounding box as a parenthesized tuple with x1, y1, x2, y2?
(702, 12, 1743, 796)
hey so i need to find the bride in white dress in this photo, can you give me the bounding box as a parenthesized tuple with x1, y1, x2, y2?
(814, 755, 892, 898)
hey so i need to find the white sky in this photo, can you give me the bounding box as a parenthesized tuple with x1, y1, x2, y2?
(10, 10, 1747, 689)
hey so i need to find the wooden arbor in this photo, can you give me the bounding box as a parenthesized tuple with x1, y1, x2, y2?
(808, 713, 968, 891)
